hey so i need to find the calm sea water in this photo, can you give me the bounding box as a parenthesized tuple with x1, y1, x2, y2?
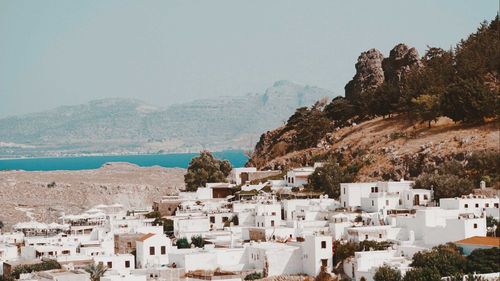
(0, 150, 248, 171)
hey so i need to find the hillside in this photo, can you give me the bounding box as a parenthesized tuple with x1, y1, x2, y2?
(247, 115, 499, 181)
(247, 17, 500, 187)
(0, 80, 334, 158)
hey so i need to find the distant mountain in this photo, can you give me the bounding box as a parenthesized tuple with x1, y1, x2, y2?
(0, 81, 335, 157)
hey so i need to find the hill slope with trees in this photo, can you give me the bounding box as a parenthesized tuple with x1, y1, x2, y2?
(247, 17, 499, 191)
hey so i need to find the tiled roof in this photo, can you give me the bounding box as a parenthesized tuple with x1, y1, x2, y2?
(455, 236, 500, 247)
(136, 233, 155, 242)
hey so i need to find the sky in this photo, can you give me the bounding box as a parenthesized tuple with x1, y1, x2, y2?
(0, 0, 497, 118)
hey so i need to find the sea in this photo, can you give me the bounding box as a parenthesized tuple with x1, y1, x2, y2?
(0, 150, 248, 171)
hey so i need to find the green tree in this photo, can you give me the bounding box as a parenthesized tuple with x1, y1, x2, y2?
(84, 263, 108, 281)
(441, 78, 497, 123)
(410, 243, 466, 277)
(465, 248, 500, 274)
(324, 96, 356, 127)
(191, 235, 205, 248)
(369, 82, 401, 118)
(373, 265, 401, 281)
(413, 173, 474, 200)
(308, 159, 358, 199)
(466, 150, 500, 187)
(402, 267, 441, 281)
(333, 240, 392, 265)
(184, 151, 233, 191)
(411, 94, 441, 127)
(294, 108, 332, 150)
(176, 237, 190, 249)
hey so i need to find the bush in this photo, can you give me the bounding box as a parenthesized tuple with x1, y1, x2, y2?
(373, 265, 401, 281)
(244, 272, 262, 280)
(176, 237, 190, 249)
(402, 267, 441, 281)
(191, 235, 205, 248)
(10, 260, 61, 279)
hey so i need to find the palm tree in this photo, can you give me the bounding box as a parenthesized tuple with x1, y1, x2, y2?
(84, 263, 108, 281)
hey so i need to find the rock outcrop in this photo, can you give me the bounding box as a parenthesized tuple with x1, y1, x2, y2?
(345, 49, 385, 102)
(382, 43, 422, 87)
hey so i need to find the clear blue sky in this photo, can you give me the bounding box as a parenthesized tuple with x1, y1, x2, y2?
(0, 0, 497, 117)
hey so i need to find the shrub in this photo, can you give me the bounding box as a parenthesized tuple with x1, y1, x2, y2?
(373, 265, 401, 281)
(191, 235, 205, 248)
(10, 260, 61, 279)
(244, 272, 262, 280)
(402, 267, 441, 281)
(176, 237, 190, 249)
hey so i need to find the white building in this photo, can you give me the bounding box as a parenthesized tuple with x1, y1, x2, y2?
(135, 233, 171, 269)
(394, 208, 487, 246)
(230, 167, 257, 185)
(439, 195, 500, 218)
(285, 167, 315, 188)
(341, 180, 432, 211)
(94, 254, 135, 275)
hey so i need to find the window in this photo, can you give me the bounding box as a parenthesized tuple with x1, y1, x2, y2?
(485, 203, 489, 208)
(371, 200, 374, 206)
(150, 246, 155, 255)
(127, 242, 132, 248)
(271, 212, 276, 216)
(365, 235, 368, 240)
(399, 199, 402, 205)
(210, 216, 215, 223)
(343, 188, 346, 194)
(465, 204, 469, 208)
(407, 195, 410, 200)
(222, 216, 229, 222)
(386, 200, 389, 206)
(161, 246, 166, 255)
(107, 262, 112, 269)
(371, 187, 374, 192)
(473, 223, 478, 229)
(379, 234, 382, 238)
(495, 203, 499, 208)
(321, 241, 327, 248)
(321, 259, 328, 267)
(125, 260, 130, 268)
(424, 195, 428, 200)
(271, 220, 275, 227)
(344, 202, 346, 207)
(475, 203, 479, 208)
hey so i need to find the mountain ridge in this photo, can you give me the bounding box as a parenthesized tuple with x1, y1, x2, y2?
(0, 81, 335, 158)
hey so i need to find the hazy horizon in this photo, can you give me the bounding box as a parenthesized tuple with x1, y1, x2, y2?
(0, 0, 497, 118)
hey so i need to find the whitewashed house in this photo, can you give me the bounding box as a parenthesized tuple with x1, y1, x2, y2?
(135, 233, 171, 269)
